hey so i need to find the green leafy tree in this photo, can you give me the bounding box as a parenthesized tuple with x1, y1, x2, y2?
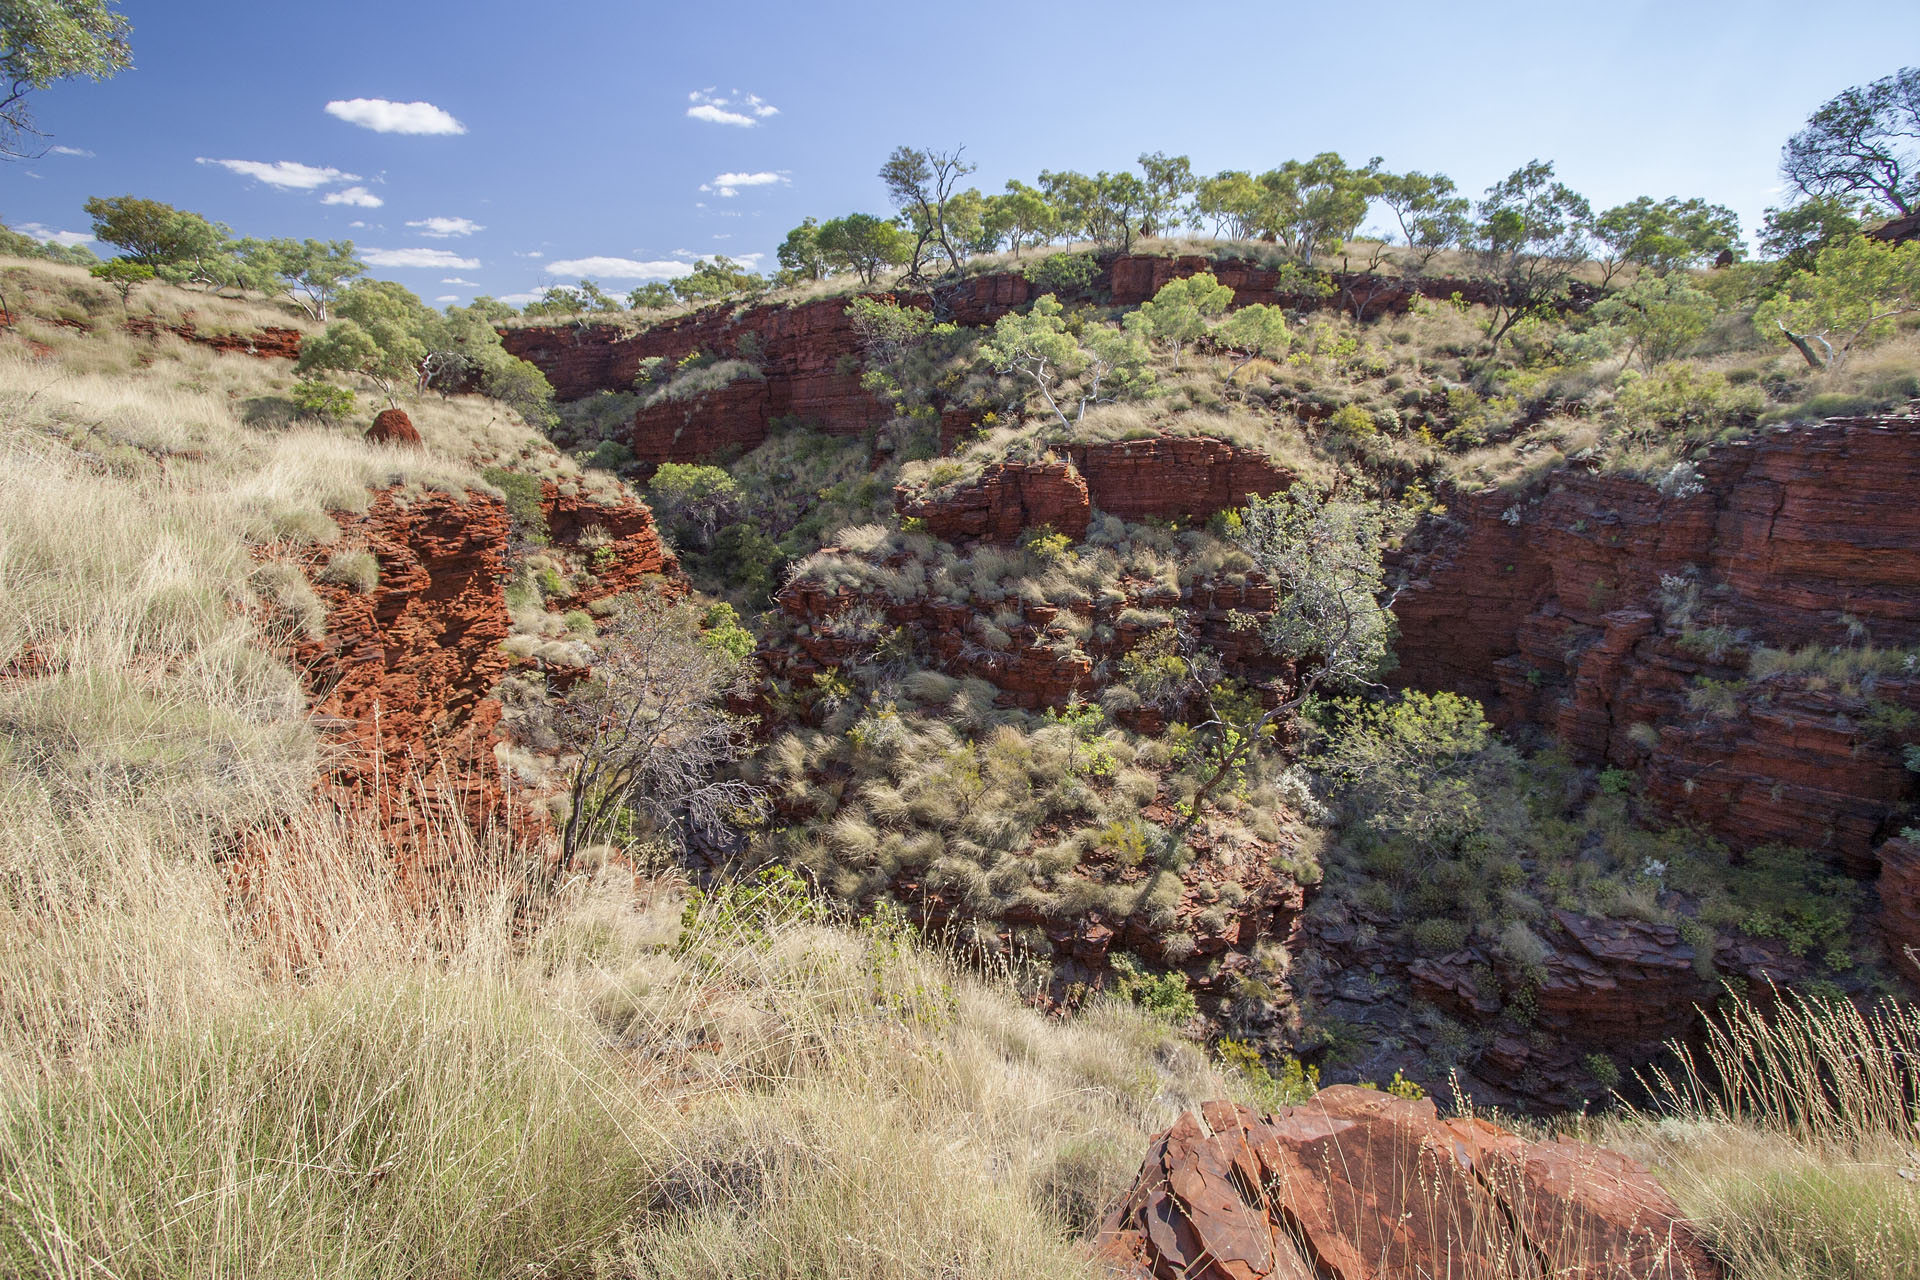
(1194, 170, 1264, 240)
(0, 218, 93, 263)
(1755, 234, 1920, 368)
(1592, 196, 1742, 284)
(297, 278, 430, 405)
(1760, 195, 1866, 276)
(647, 463, 743, 550)
(1782, 66, 1919, 215)
(1591, 272, 1716, 370)
(82, 194, 226, 267)
(1377, 170, 1472, 268)
(1474, 160, 1593, 347)
(1312, 691, 1505, 848)
(1, 0, 131, 158)
(1265, 152, 1383, 265)
(980, 293, 1152, 428)
(1039, 168, 1148, 251)
(816, 212, 909, 284)
(880, 144, 975, 277)
(775, 216, 826, 282)
(1137, 151, 1197, 238)
(1139, 270, 1232, 363)
(995, 179, 1056, 254)
(246, 237, 363, 320)
(1215, 303, 1290, 378)
(87, 255, 149, 305)
(671, 256, 764, 304)
(626, 281, 675, 311)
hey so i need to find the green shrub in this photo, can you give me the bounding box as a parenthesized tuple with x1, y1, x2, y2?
(481, 467, 551, 545)
(587, 440, 634, 472)
(1217, 1037, 1320, 1110)
(1111, 954, 1197, 1024)
(289, 378, 356, 421)
(1410, 917, 1469, 955)
(1022, 253, 1097, 295)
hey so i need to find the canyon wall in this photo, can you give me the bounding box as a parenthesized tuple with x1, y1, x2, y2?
(896, 435, 1294, 544)
(500, 253, 1544, 469)
(1393, 413, 1920, 868)
(290, 488, 523, 857)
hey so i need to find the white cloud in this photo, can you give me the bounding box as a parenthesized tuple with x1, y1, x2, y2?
(17, 222, 92, 247)
(325, 97, 466, 135)
(497, 291, 547, 307)
(196, 157, 357, 189)
(441, 276, 478, 285)
(435, 295, 461, 303)
(48, 145, 94, 157)
(733, 252, 764, 268)
(322, 185, 384, 207)
(699, 170, 788, 198)
(407, 216, 483, 237)
(686, 88, 778, 127)
(544, 256, 693, 280)
(348, 220, 368, 228)
(361, 247, 480, 269)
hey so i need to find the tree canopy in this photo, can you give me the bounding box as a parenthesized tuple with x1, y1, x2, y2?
(1783, 66, 1919, 216)
(1, 0, 131, 157)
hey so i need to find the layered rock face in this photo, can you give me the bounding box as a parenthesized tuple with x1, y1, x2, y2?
(500, 253, 1552, 468)
(290, 489, 522, 855)
(122, 314, 304, 359)
(539, 480, 682, 608)
(1095, 1087, 1719, 1280)
(287, 480, 681, 857)
(1394, 414, 1920, 875)
(896, 436, 1292, 545)
(499, 297, 892, 459)
(774, 558, 1287, 711)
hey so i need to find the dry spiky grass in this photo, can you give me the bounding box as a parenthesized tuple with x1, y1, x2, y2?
(1598, 987, 1920, 1280)
(0, 794, 1241, 1278)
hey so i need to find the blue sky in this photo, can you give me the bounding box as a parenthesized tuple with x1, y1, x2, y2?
(6, 0, 1916, 305)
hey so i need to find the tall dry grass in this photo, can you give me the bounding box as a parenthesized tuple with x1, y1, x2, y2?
(1602, 987, 1920, 1280)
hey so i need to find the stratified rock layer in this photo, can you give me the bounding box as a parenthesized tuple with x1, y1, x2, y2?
(1094, 1087, 1720, 1280)
(896, 436, 1293, 545)
(1392, 413, 1920, 942)
(291, 489, 521, 854)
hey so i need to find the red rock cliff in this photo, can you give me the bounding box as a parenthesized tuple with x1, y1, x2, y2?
(289, 488, 524, 856)
(897, 435, 1293, 544)
(1392, 413, 1920, 932)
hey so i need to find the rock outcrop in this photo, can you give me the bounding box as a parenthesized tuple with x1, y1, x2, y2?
(499, 296, 891, 447)
(898, 458, 1092, 544)
(366, 408, 422, 448)
(123, 314, 304, 359)
(500, 253, 1581, 465)
(1393, 413, 1920, 889)
(895, 435, 1292, 545)
(290, 488, 524, 855)
(539, 480, 682, 608)
(1095, 1087, 1720, 1280)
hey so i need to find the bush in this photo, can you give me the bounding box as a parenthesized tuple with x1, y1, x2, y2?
(587, 439, 634, 472)
(1022, 252, 1097, 295)
(481, 467, 551, 545)
(289, 379, 356, 422)
(1111, 953, 1197, 1024)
